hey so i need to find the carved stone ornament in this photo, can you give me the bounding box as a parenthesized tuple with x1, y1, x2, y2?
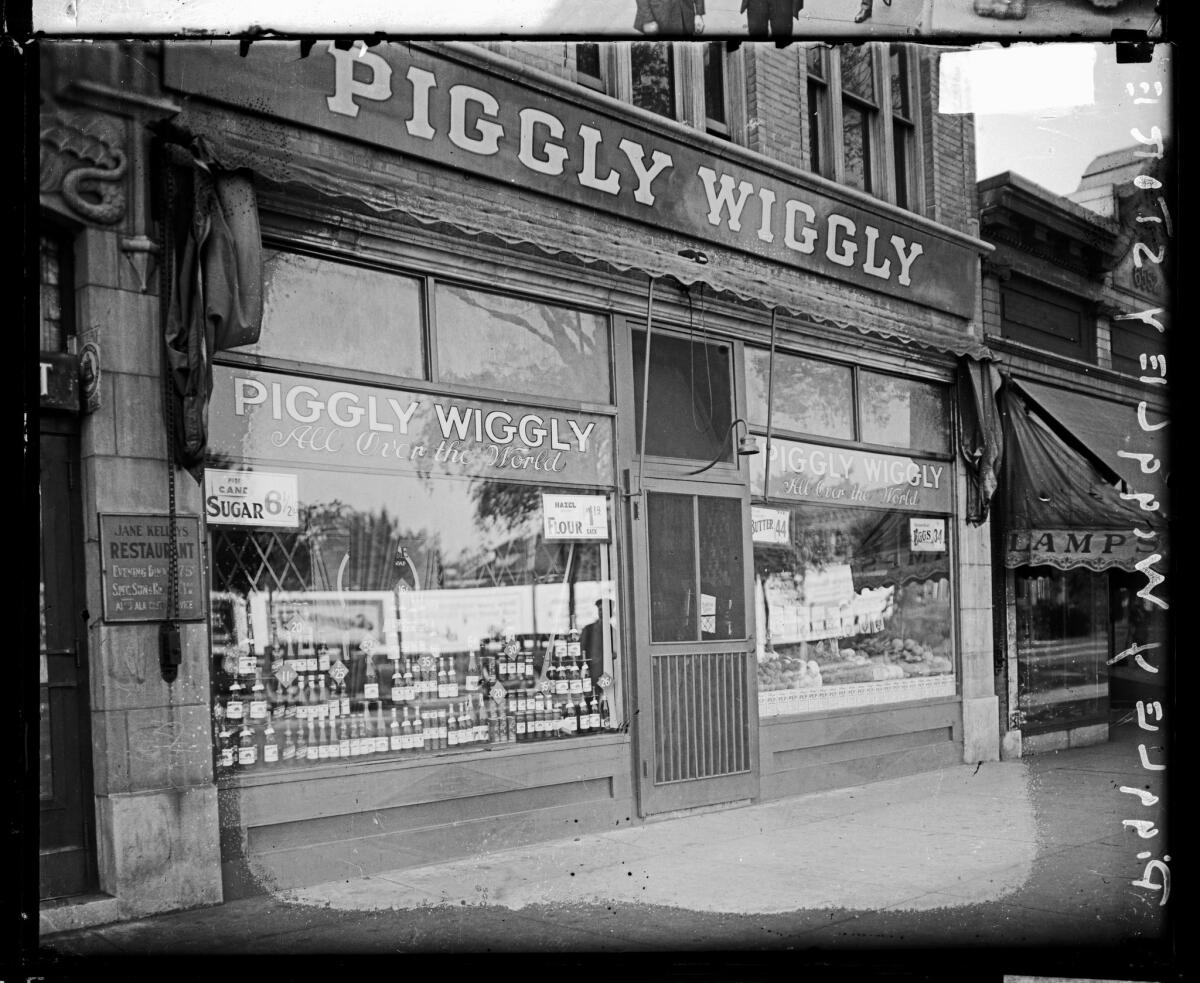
(40, 109, 128, 226)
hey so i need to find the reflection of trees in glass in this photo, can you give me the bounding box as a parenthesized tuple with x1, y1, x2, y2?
(859, 373, 948, 452)
(301, 501, 440, 593)
(631, 43, 675, 119)
(840, 46, 875, 100)
(842, 104, 869, 193)
(745, 349, 854, 438)
(437, 285, 609, 402)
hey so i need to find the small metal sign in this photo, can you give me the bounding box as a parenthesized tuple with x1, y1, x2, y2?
(328, 660, 349, 684)
(99, 513, 205, 622)
(489, 681, 507, 703)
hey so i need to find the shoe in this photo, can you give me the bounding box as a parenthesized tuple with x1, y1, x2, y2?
(854, 0, 872, 21)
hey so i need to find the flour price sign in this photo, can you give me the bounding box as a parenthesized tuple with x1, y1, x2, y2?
(542, 494, 609, 541)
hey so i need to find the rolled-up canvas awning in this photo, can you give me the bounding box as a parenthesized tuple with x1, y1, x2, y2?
(167, 106, 992, 362)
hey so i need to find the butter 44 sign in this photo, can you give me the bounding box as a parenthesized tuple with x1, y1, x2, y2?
(204, 469, 299, 527)
(541, 494, 609, 541)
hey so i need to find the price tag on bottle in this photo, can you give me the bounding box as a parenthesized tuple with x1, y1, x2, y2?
(363, 682, 380, 700)
(275, 663, 297, 688)
(598, 673, 613, 690)
(328, 660, 349, 685)
(490, 681, 506, 703)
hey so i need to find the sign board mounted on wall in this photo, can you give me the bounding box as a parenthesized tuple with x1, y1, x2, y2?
(98, 513, 205, 622)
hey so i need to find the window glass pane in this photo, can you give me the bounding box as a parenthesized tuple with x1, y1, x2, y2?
(575, 42, 602, 84)
(633, 331, 733, 462)
(699, 497, 745, 640)
(208, 468, 624, 774)
(842, 102, 871, 193)
(805, 44, 826, 80)
(893, 121, 913, 210)
(859, 371, 949, 453)
(840, 46, 876, 102)
(648, 493, 697, 642)
(806, 80, 825, 175)
(436, 284, 612, 404)
(703, 43, 726, 127)
(754, 506, 954, 716)
(631, 42, 676, 119)
(1015, 568, 1109, 731)
(40, 235, 65, 352)
(889, 46, 910, 117)
(252, 250, 425, 379)
(745, 347, 854, 440)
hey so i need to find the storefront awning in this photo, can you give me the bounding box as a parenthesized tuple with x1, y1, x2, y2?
(1000, 384, 1165, 572)
(166, 109, 991, 362)
(1014, 378, 1169, 497)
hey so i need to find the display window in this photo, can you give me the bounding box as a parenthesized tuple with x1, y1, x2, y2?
(746, 348, 956, 716)
(205, 249, 625, 778)
(1014, 567, 1108, 731)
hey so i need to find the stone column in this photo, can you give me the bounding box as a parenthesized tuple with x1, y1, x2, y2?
(956, 467, 1000, 763)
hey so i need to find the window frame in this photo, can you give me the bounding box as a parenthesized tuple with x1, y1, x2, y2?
(803, 42, 925, 214)
(744, 343, 955, 461)
(578, 42, 744, 146)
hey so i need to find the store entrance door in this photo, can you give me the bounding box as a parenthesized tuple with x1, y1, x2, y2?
(630, 478, 758, 816)
(39, 417, 97, 899)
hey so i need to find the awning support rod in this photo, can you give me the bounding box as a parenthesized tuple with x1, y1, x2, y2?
(764, 307, 778, 500)
(631, 274, 656, 519)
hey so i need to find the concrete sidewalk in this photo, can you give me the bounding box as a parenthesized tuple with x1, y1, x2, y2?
(35, 719, 1173, 971)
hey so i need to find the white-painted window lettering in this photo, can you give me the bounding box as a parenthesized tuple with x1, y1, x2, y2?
(325, 43, 393, 118)
(1137, 402, 1168, 432)
(518, 108, 568, 176)
(449, 85, 504, 155)
(1137, 744, 1166, 771)
(1119, 786, 1160, 806)
(1114, 307, 1165, 332)
(1116, 450, 1161, 473)
(1131, 126, 1164, 159)
(1132, 857, 1170, 905)
(617, 139, 673, 205)
(1122, 819, 1160, 838)
(1134, 554, 1168, 610)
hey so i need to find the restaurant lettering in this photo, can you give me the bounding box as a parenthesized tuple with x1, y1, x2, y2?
(212, 369, 614, 487)
(163, 43, 980, 318)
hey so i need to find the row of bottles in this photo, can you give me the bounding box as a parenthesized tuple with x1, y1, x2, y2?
(218, 696, 497, 771)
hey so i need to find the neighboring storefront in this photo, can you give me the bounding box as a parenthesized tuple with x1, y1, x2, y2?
(979, 170, 1171, 755)
(39, 38, 997, 917)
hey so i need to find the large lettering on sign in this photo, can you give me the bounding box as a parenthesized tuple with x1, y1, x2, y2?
(209, 367, 614, 487)
(752, 437, 952, 513)
(162, 42, 979, 318)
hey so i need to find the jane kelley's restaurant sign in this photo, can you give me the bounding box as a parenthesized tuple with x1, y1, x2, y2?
(209, 368, 613, 487)
(163, 43, 978, 318)
(99, 513, 205, 622)
(752, 437, 952, 513)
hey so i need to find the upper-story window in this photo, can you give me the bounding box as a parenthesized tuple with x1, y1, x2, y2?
(804, 43, 922, 213)
(999, 274, 1094, 364)
(570, 42, 737, 144)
